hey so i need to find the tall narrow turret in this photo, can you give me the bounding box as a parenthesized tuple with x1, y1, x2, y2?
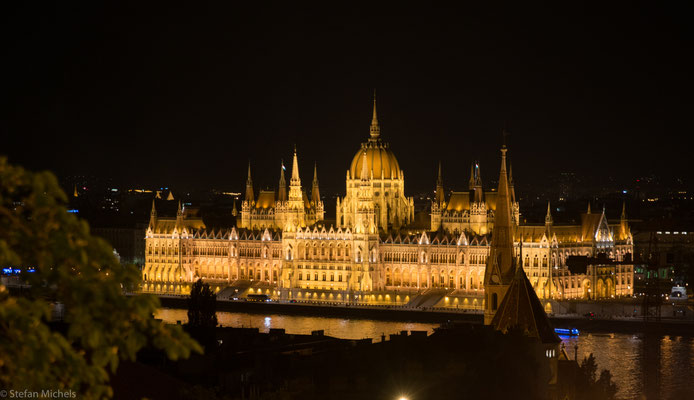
(434, 162, 445, 205)
(278, 161, 287, 202)
(473, 162, 484, 203)
(468, 163, 475, 190)
(245, 162, 254, 203)
(619, 201, 630, 240)
(311, 163, 320, 205)
(148, 199, 157, 229)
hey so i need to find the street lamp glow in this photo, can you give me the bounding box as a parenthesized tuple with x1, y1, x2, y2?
(398, 397, 409, 400)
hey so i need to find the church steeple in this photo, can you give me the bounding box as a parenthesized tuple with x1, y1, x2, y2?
(245, 161, 254, 203)
(484, 143, 516, 325)
(177, 200, 183, 218)
(369, 90, 380, 139)
(587, 201, 592, 214)
(278, 160, 287, 202)
(311, 162, 320, 205)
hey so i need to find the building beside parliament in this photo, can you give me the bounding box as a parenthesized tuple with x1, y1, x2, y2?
(141, 97, 634, 309)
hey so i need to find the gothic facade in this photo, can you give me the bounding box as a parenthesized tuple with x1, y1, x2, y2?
(141, 98, 634, 309)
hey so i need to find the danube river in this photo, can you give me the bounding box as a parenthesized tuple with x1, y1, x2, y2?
(156, 308, 694, 399)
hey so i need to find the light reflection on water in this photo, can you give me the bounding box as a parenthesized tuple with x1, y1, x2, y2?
(156, 308, 438, 340)
(155, 308, 694, 399)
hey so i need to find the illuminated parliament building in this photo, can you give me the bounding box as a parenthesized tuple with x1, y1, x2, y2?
(142, 98, 634, 311)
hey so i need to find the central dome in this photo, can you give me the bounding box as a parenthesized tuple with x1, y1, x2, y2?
(349, 93, 401, 180)
(349, 140, 401, 180)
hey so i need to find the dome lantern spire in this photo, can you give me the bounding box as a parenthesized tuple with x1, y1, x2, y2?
(369, 90, 380, 139)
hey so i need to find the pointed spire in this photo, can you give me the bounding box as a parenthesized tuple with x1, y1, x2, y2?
(311, 162, 320, 205)
(587, 201, 591, 214)
(469, 162, 475, 190)
(149, 198, 157, 229)
(473, 162, 483, 203)
(545, 201, 553, 226)
(369, 90, 380, 139)
(245, 161, 254, 203)
(177, 200, 183, 218)
(232, 198, 238, 217)
(485, 143, 515, 283)
(290, 146, 301, 186)
(474, 162, 482, 186)
(435, 162, 445, 205)
(619, 201, 630, 240)
(278, 160, 287, 201)
(73, 184, 79, 198)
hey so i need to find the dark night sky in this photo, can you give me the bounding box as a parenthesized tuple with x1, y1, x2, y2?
(5, 2, 693, 195)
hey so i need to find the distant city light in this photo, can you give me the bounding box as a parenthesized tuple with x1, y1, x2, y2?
(622, 190, 627, 194)
(67, 209, 79, 213)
